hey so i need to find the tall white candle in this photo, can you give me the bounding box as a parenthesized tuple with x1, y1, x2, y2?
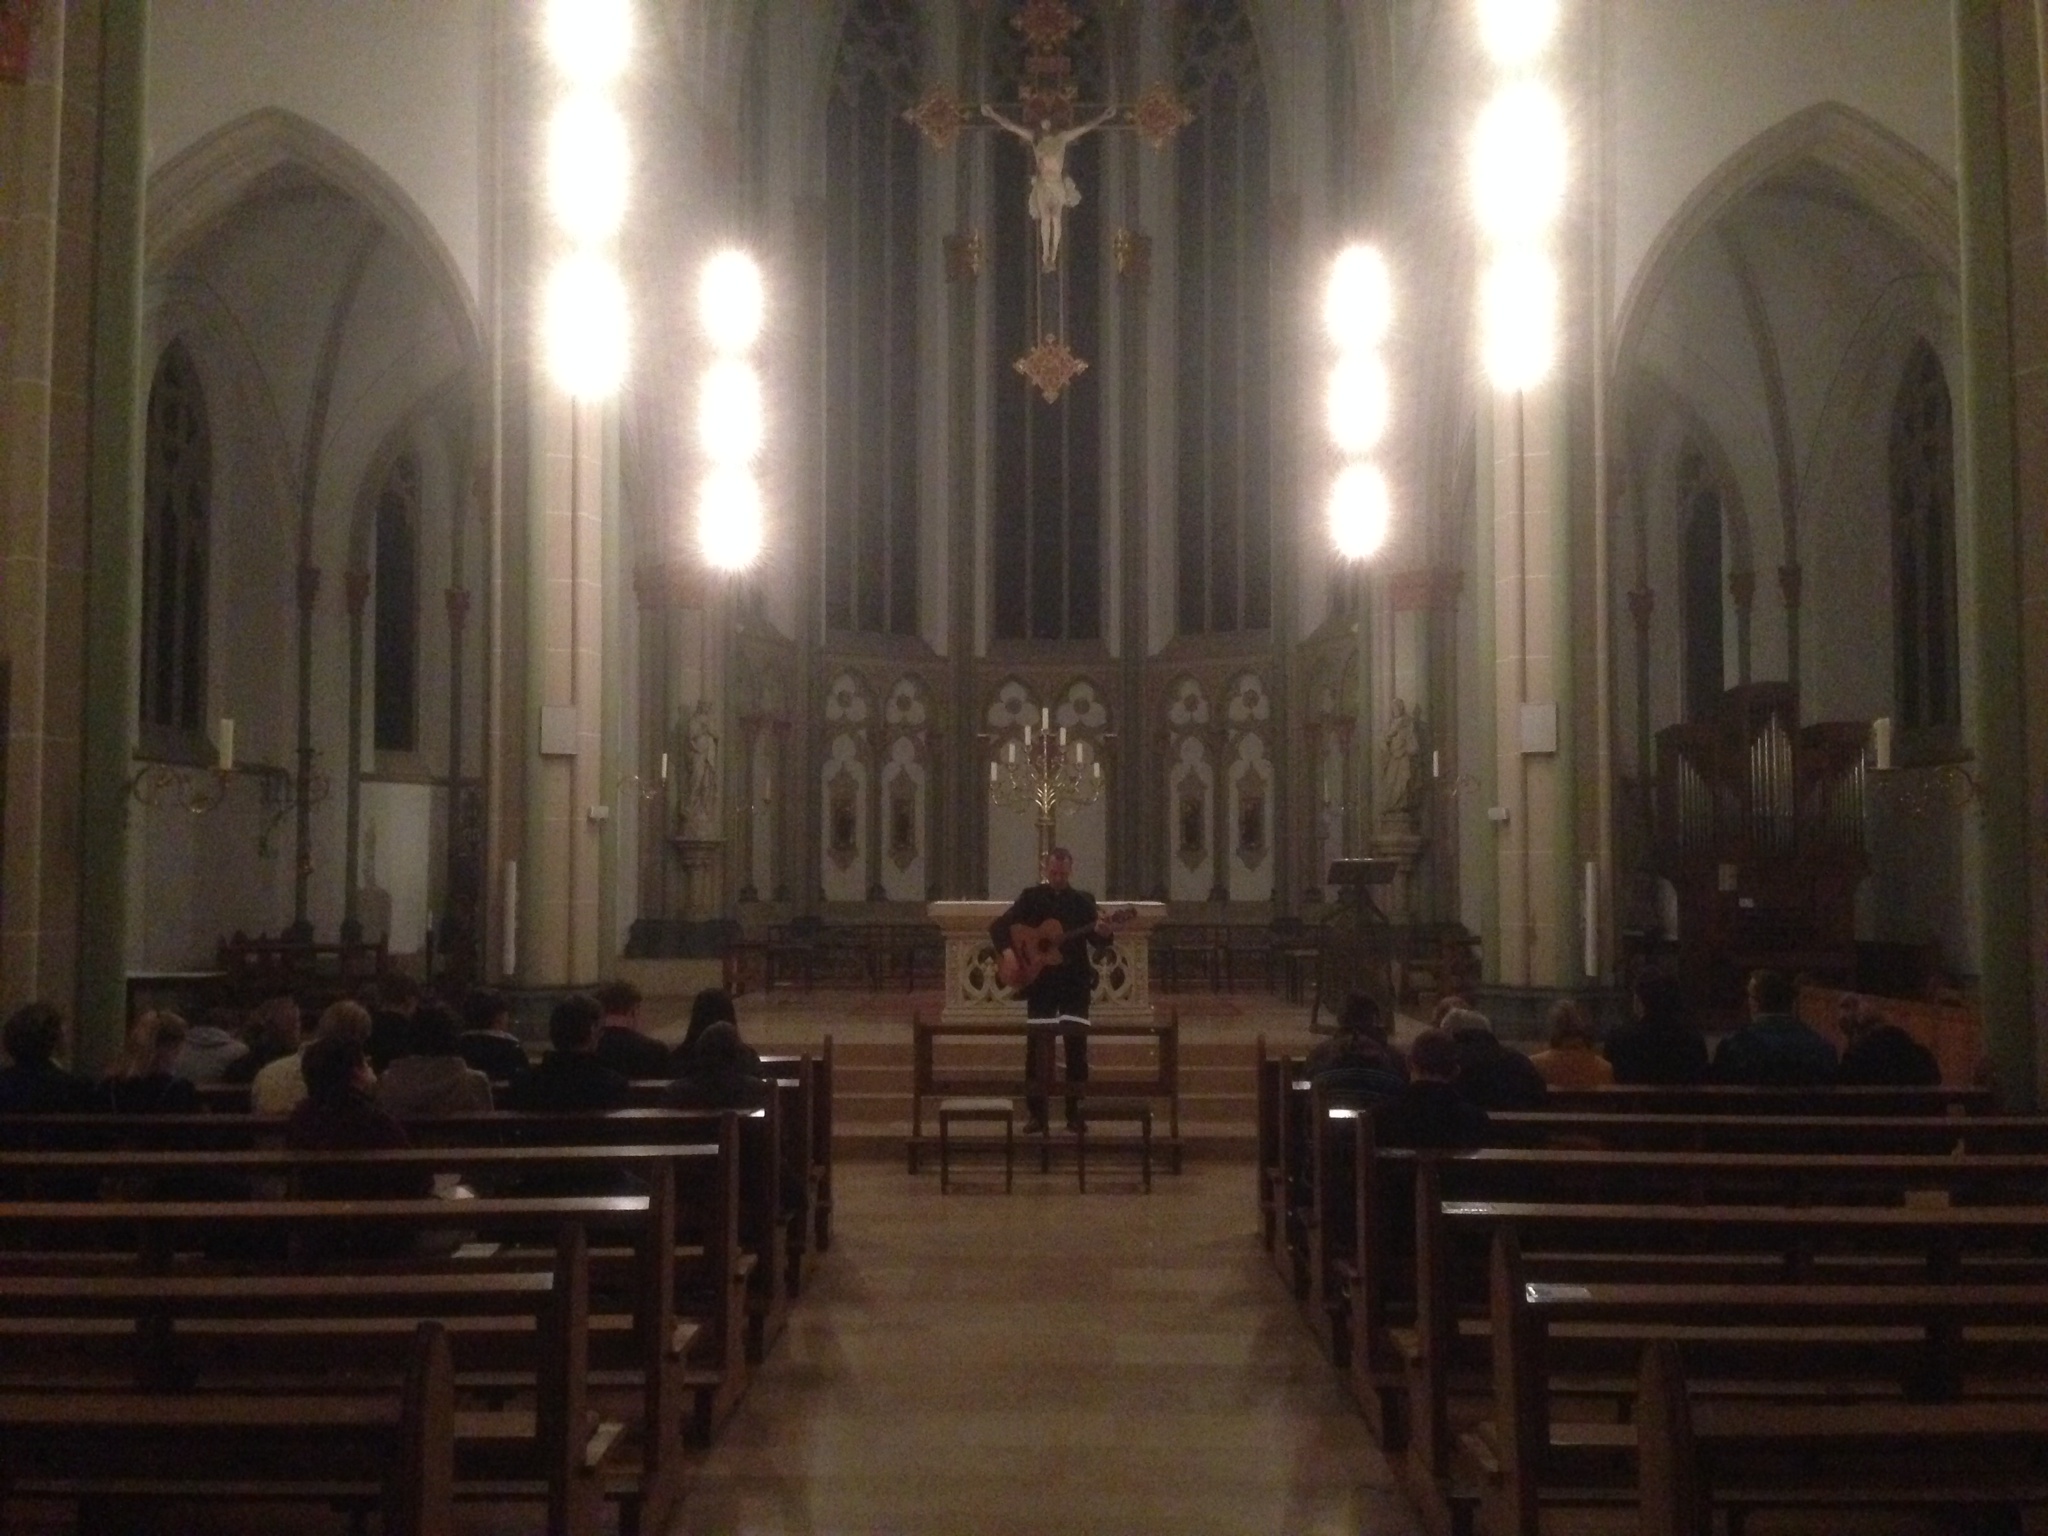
(503, 860, 519, 975)
(217, 717, 235, 772)
(989, 761, 998, 783)
(660, 752, 669, 782)
(1872, 716, 1893, 771)
(1040, 706, 1050, 730)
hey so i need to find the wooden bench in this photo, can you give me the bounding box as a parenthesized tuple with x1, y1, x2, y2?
(1411, 1198, 2048, 1533)
(0, 1195, 637, 1536)
(1636, 1337, 2048, 1536)
(1488, 1240, 2048, 1535)
(0, 1120, 753, 1465)
(0, 1310, 454, 1536)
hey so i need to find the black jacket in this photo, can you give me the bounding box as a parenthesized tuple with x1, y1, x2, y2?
(1837, 1023, 1940, 1087)
(1602, 1021, 1711, 1086)
(595, 1024, 674, 1081)
(503, 1052, 630, 1113)
(1374, 1080, 1491, 1150)
(990, 883, 1103, 1019)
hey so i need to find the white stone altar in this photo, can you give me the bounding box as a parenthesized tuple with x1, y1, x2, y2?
(927, 900, 1167, 1026)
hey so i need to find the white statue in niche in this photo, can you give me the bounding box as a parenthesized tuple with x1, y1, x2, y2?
(681, 706, 720, 838)
(1378, 697, 1425, 821)
(981, 102, 1117, 272)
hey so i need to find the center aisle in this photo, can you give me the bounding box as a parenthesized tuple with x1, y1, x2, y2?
(678, 1160, 1423, 1535)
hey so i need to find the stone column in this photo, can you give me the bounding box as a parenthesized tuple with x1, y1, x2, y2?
(34, 0, 145, 1066)
(630, 561, 673, 935)
(340, 569, 370, 942)
(1114, 228, 1151, 902)
(1485, 386, 1573, 988)
(944, 229, 983, 899)
(520, 394, 609, 985)
(1953, 0, 2043, 1107)
(1386, 568, 1463, 924)
(1777, 563, 1803, 699)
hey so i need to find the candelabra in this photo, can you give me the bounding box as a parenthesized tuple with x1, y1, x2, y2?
(128, 762, 231, 815)
(988, 708, 1104, 872)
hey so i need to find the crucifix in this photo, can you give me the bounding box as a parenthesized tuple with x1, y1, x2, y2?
(903, 0, 1193, 404)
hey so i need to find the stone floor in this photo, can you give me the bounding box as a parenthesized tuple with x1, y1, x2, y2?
(676, 1158, 1422, 1536)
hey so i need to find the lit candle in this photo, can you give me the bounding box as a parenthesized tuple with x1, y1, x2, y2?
(1059, 726, 1067, 748)
(1091, 760, 1100, 780)
(660, 752, 669, 782)
(217, 717, 235, 772)
(1024, 723, 1032, 746)
(1040, 707, 1050, 731)
(989, 761, 998, 783)
(1432, 749, 1441, 779)
(1872, 716, 1893, 772)
(1007, 740, 1017, 763)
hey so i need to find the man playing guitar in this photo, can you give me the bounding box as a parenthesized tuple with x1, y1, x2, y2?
(989, 846, 1112, 1134)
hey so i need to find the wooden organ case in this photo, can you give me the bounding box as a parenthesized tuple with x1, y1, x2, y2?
(1653, 684, 1870, 1010)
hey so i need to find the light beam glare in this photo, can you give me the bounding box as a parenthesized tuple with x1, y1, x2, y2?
(1480, 248, 1558, 392)
(1470, 81, 1566, 246)
(544, 253, 629, 400)
(1327, 354, 1391, 457)
(1329, 463, 1392, 561)
(1323, 244, 1393, 352)
(546, 93, 629, 241)
(700, 250, 766, 353)
(698, 468, 765, 571)
(544, 0, 632, 86)
(698, 360, 765, 464)
(1475, 0, 1560, 67)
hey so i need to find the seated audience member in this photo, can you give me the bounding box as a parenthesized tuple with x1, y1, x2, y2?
(222, 995, 302, 1085)
(0, 1003, 95, 1113)
(665, 1021, 770, 1110)
(593, 978, 673, 1079)
(97, 1012, 201, 1114)
(252, 999, 370, 1115)
(1429, 994, 1473, 1028)
(362, 973, 423, 1073)
(456, 988, 532, 1085)
(1373, 1028, 1490, 1150)
(375, 1003, 494, 1117)
(1711, 969, 1838, 1087)
(1440, 1007, 1547, 1111)
(505, 995, 630, 1113)
(172, 1005, 250, 1085)
(1304, 991, 1408, 1098)
(671, 987, 763, 1075)
(287, 1035, 430, 1258)
(1834, 996, 1941, 1087)
(1530, 999, 1615, 1090)
(1602, 971, 1710, 1085)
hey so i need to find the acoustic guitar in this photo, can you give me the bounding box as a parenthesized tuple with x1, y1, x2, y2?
(997, 905, 1137, 992)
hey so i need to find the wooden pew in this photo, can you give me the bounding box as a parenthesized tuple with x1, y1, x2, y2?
(1636, 1337, 2048, 1536)
(0, 1106, 784, 1425)
(1533, 1083, 1993, 1116)
(1490, 1235, 2048, 1535)
(1410, 1198, 2048, 1533)
(0, 1196, 638, 1536)
(0, 1311, 454, 1536)
(0, 1140, 725, 1531)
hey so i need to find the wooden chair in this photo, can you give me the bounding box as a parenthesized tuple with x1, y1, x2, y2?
(938, 1098, 1016, 1193)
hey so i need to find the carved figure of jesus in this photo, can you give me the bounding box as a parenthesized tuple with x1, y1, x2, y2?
(981, 103, 1117, 272)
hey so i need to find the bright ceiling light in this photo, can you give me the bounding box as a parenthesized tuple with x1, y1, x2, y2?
(544, 253, 629, 400)
(544, 0, 632, 86)
(700, 250, 765, 354)
(1480, 248, 1558, 392)
(1329, 463, 1392, 561)
(1327, 354, 1391, 456)
(1476, 0, 1560, 68)
(1471, 81, 1567, 246)
(698, 359, 764, 464)
(547, 93, 629, 242)
(698, 467, 765, 571)
(1323, 244, 1393, 352)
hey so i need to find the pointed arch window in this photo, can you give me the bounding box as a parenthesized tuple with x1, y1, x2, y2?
(140, 341, 211, 742)
(1890, 341, 1958, 736)
(1175, 0, 1271, 637)
(1678, 444, 1724, 723)
(824, 0, 922, 639)
(374, 453, 421, 754)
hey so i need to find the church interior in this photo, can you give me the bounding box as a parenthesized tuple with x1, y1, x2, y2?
(5, 0, 2048, 1532)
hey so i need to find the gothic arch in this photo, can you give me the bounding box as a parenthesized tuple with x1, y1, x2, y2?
(1615, 101, 1957, 379)
(146, 108, 481, 370)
